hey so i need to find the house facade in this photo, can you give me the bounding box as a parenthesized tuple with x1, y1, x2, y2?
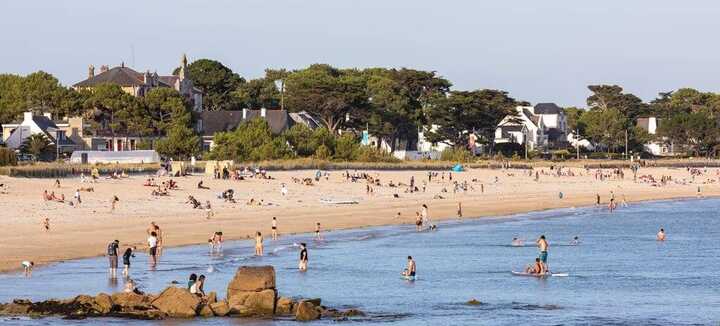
(2, 112, 82, 155)
(494, 103, 567, 151)
(73, 54, 203, 112)
(636, 117, 678, 156)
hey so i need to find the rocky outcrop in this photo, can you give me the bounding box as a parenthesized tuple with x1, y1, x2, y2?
(227, 266, 277, 316)
(0, 265, 365, 321)
(151, 287, 201, 318)
(295, 300, 321, 321)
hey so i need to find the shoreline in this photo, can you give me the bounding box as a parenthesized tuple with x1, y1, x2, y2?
(1, 167, 717, 274)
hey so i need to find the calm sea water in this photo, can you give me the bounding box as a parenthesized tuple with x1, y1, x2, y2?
(2, 199, 719, 325)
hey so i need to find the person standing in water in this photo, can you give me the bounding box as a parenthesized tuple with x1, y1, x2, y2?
(271, 217, 278, 240)
(403, 256, 416, 280)
(537, 235, 549, 271)
(421, 204, 429, 228)
(22, 261, 34, 277)
(107, 240, 120, 276)
(122, 247, 135, 276)
(148, 232, 159, 268)
(314, 222, 322, 240)
(255, 232, 264, 256)
(657, 228, 666, 241)
(299, 243, 308, 271)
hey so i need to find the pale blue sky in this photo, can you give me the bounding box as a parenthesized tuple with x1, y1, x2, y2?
(1, 0, 718, 106)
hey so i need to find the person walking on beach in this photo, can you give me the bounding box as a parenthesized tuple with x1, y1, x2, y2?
(107, 240, 120, 276)
(74, 189, 81, 205)
(255, 232, 264, 256)
(148, 232, 159, 268)
(537, 235, 549, 271)
(111, 195, 119, 211)
(122, 247, 135, 276)
(271, 217, 278, 240)
(457, 202, 463, 218)
(43, 218, 50, 232)
(595, 194, 601, 206)
(299, 243, 308, 271)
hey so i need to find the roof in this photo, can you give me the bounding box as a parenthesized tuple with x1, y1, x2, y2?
(534, 103, 563, 115)
(197, 109, 294, 136)
(289, 111, 321, 129)
(522, 108, 540, 127)
(73, 66, 173, 88)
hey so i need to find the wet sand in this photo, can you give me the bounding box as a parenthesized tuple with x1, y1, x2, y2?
(0, 166, 717, 272)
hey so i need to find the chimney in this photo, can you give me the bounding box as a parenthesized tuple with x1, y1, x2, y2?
(100, 65, 109, 73)
(143, 71, 151, 85)
(23, 112, 33, 122)
(88, 65, 95, 78)
(242, 108, 247, 120)
(261, 107, 267, 118)
(43, 112, 52, 120)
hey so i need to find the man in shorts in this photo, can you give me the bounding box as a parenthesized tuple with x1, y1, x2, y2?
(148, 232, 158, 268)
(107, 240, 119, 276)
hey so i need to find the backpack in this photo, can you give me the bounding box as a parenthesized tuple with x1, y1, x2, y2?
(107, 242, 117, 256)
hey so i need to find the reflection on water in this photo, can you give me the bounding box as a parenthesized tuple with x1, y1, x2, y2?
(1, 199, 719, 325)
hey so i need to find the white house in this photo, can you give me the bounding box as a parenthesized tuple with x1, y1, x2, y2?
(494, 103, 567, 150)
(2, 112, 80, 153)
(636, 117, 677, 156)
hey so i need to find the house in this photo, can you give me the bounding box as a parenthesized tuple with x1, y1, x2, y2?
(73, 54, 203, 112)
(636, 117, 677, 156)
(2, 112, 83, 155)
(195, 108, 296, 151)
(494, 103, 567, 151)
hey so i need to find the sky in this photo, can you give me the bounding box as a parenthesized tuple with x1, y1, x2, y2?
(1, 0, 719, 107)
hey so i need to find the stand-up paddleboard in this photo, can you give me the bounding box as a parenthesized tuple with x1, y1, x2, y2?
(401, 275, 417, 281)
(511, 271, 568, 277)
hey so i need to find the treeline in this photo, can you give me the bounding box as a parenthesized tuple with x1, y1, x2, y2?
(2, 61, 720, 161)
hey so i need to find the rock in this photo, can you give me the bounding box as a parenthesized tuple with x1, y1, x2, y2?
(112, 309, 165, 320)
(209, 300, 230, 317)
(94, 293, 113, 314)
(111, 292, 149, 309)
(295, 300, 321, 321)
(228, 289, 276, 316)
(227, 266, 276, 300)
(0, 301, 31, 315)
(304, 298, 321, 307)
(343, 308, 365, 317)
(466, 298, 482, 305)
(198, 304, 214, 317)
(276, 296, 295, 315)
(71, 295, 105, 315)
(206, 292, 218, 304)
(151, 287, 201, 318)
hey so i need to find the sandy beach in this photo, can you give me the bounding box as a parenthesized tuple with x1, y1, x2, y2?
(1, 166, 717, 273)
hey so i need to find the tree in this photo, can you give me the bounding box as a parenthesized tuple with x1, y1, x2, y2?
(81, 84, 152, 137)
(587, 85, 647, 121)
(179, 59, 245, 111)
(154, 106, 200, 160)
(209, 118, 293, 161)
(578, 108, 628, 154)
(20, 133, 53, 161)
(425, 89, 517, 150)
(284, 64, 368, 133)
(563, 107, 586, 134)
(233, 78, 280, 109)
(144, 88, 188, 134)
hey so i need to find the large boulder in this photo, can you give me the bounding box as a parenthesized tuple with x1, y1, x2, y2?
(111, 292, 150, 309)
(276, 296, 295, 315)
(228, 289, 277, 316)
(206, 292, 217, 304)
(0, 299, 31, 315)
(94, 293, 113, 314)
(227, 266, 276, 298)
(295, 300, 321, 321)
(150, 287, 201, 318)
(209, 300, 230, 317)
(198, 304, 214, 317)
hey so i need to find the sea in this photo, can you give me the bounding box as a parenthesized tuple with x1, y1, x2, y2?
(1, 198, 718, 325)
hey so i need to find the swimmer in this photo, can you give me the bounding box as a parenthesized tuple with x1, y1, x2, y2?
(511, 237, 524, 246)
(271, 217, 278, 240)
(22, 260, 34, 276)
(657, 228, 666, 241)
(569, 236, 580, 246)
(255, 231, 264, 256)
(298, 243, 308, 271)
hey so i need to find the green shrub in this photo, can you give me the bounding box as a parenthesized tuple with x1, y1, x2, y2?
(334, 133, 358, 161)
(440, 148, 474, 162)
(355, 146, 399, 162)
(0, 147, 17, 166)
(314, 145, 332, 160)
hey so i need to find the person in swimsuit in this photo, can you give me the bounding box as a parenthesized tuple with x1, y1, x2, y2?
(205, 201, 213, 219)
(22, 261, 34, 276)
(299, 243, 308, 271)
(415, 212, 422, 232)
(255, 232, 264, 256)
(148, 232, 158, 268)
(512, 237, 524, 246)
(570, 236, 580, 246)
(537, 235, 549, 270)
(271, 217, 278, 240)
(315, 222, 322, 240)
(188, 273, 197, 290)
(43, 218, 50, 232)
(525, 258, 546, 275)
(421, 204, 430, 229)
(657, 228, 666, 241)
(403, 256, 416, 280)
(107, 240, 119, 276)
(457, 202, 462, 218)
(122, 247, 135, 276)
